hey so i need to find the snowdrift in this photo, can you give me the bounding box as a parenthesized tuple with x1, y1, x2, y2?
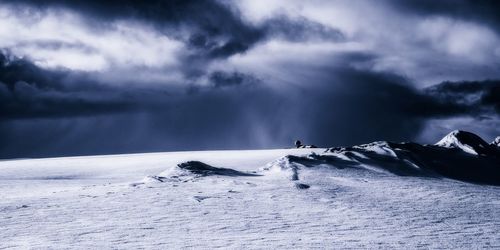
(137, 161, 260, 185)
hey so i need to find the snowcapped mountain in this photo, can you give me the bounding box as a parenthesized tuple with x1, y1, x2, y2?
(316, 130, 500, 185)
(492, 136, 500, 147)
(435, 130, 496, 155)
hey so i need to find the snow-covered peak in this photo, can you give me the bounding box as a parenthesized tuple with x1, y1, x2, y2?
(435, 130, 490, 155)
(492, 137, 500, 147)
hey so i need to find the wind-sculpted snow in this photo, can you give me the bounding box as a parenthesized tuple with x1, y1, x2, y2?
(134, 161, 260, 186)
(1, 133, 499, 248)
(261, 156, 302, 181)
(174, 161, 259, 177)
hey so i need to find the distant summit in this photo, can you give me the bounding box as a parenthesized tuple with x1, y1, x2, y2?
(492, 136, 500, 147)
(435, 130, 496, 155)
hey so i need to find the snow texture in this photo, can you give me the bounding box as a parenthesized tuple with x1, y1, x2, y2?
(1, 132, 499, 249)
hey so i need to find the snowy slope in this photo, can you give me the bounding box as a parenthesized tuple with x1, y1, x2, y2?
(1, 133, 499, 249)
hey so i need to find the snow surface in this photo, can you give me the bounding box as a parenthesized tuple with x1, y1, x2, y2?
(1, 147, 499, 249)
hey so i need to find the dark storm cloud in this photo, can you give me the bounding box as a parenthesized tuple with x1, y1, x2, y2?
(390, 0, 500, 30)
(2, 39, 500, 159)
(0, 52, 137, 119)
(2, 46, 499, 159)
(208, 71, 259, 88)
(4, 0, 264, 59)
(0, 51, 64, 91)
(424, 80, 500, 115)
(262, 15, 344, 42)
(0, 50, 262, 121)
(278, 67, 498, 146)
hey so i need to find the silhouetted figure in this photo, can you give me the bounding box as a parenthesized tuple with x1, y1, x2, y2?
(295, 139, 317, 148)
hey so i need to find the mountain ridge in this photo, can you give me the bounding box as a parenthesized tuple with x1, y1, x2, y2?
(309, 130, 500, 185)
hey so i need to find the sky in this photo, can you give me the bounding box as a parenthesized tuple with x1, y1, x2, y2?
(0, 0, 499, 158)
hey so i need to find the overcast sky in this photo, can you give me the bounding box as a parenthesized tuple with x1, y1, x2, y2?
(1, 0, 499, 158)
